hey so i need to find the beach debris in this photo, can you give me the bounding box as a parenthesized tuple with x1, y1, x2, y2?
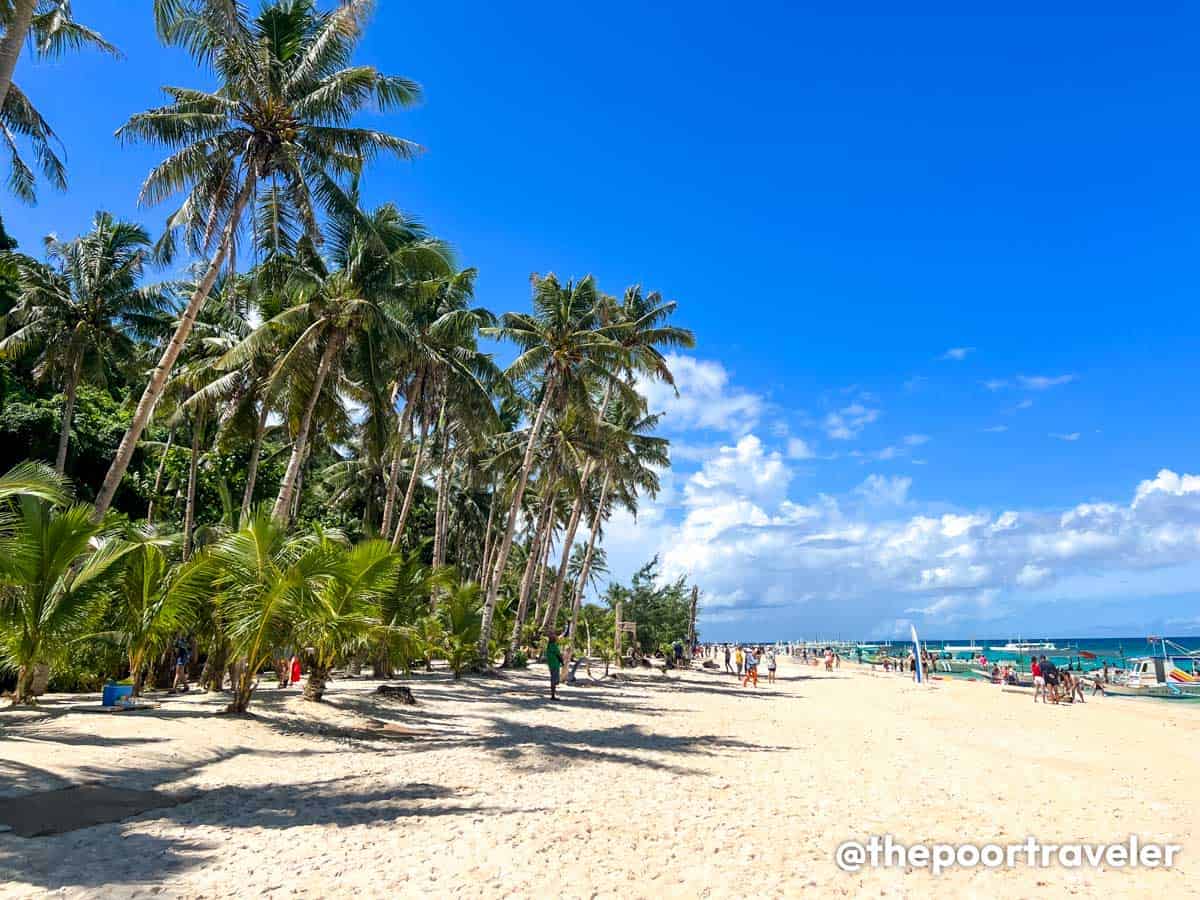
(374, 684, 417, 704)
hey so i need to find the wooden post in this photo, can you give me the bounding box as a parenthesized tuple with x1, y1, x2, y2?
(615, 600, 623, 667)
(687, 585, 699, 652)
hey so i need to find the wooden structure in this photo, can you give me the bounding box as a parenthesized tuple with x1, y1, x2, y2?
(614, 601, 638, 667)
(687, 586, 699, 651)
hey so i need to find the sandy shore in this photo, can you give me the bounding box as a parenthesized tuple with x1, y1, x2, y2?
(1, 657, 1198, 898)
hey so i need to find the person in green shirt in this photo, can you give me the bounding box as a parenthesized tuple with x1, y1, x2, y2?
(545, 632, 563, 700)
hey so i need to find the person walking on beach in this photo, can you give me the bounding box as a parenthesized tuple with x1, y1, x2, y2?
(742, 647, 758, 687)
(724, 644, 733, 673)
(1031, 656, 1044, 703)
(545, 632, 563, 700)
(171, 638, 190, 693)
(766, 648, 777, 683)
(735, 646, 744, 676)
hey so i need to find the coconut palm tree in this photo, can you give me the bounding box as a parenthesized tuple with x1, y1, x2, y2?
(0, 213, 168, 473)
(439, 580, 482, 680)
(474, 274, 631, 662)
(567, 403, 666, 641)
(93, 0, 422, 520)
(0, 1, 119, 201)
(207, 510, 341, 713)
(384, 267, 497, 547)
(294, 535, 396, 701)
(89, 527, 207, 695)
(0, 497, 131, 702)
(226, 212, 416, 523)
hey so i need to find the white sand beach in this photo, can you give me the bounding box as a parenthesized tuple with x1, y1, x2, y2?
(2, 658, 1198, 898)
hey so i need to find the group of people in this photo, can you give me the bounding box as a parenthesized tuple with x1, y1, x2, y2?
(795, 646, 841, 671)
(720, 644, 777, 687)
(877, 652, 921, 675)
(1031, 654, 1087, 704)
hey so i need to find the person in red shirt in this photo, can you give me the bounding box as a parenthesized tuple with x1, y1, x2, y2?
(1031, 657, 1045, 703)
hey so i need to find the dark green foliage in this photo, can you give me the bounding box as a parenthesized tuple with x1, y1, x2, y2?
(0, 385, 136, 501)
(601, 557, 692, 654)
(47, 638, 126, 692)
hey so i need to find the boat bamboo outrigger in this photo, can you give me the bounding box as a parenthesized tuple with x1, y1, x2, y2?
(1093, 638, 1200, 700)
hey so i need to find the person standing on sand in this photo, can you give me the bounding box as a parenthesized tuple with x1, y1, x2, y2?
(1031, 656, 1043, 702)
(545, 632, 563, 700)
(766, 649, 777, 683)
(735, 646, 744, 676)
(742, 648, 758, 687)
(724, 644, 733, 673)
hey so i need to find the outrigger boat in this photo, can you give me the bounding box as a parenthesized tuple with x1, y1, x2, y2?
(1095, 639, 1200, 700)
(942, 640, 983, 654)
(931, 657, 978, 673)
(989, 639, 1058, 653)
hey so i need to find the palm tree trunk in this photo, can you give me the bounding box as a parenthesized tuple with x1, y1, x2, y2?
(93, 177, 255, 522)
(303, 664, 330, 702)
(478, 380, 556, 661)
(431, 392, 450, 568)
(478, 474, 499, 583)
(183, 411, 204, 561)
(569, 472, 609, 643)
(145, 425, 175, 526)
(389, 405, 430, 549)
(15, 663, 35, 705)
(541, 486, 588, 633)
(272, 333, 341, 522)
(54, 355, 83, 474)
(0, 0, 35, 111)
(130, 651, 146, 698)
(240, 401, 269, 523)
(290, 458, 305, 523)
(508, 501, 554, 657)
(380, 371, 422, 536)
(532, 521, 555, 628)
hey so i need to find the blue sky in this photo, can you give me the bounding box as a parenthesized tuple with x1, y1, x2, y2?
(7, 2, 1200, 639)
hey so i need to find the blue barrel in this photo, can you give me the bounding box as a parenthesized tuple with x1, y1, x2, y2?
(102, 683, 134, 706)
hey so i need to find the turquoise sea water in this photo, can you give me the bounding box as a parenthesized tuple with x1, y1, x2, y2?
(863, 636, 1200, 671)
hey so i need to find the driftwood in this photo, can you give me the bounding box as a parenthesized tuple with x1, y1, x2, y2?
(374, 684, 417, 704)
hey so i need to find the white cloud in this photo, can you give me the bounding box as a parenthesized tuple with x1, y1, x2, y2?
(903, 434, 930, 446)
(854, 474, 912, 506)
(637, 354, 763, 435)
(1050, 432, 1081, 442)
(1018, 374, 1076, 390)
(1134, 470, 1200, 507)
(985, 375, 1075, 392)
(940, 347, 974, 361)
(824, 403, 880, 440)
(786, 437, 816, 460)
(1016, 564, 1052, 587)
(606, 448, 1200, 635)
